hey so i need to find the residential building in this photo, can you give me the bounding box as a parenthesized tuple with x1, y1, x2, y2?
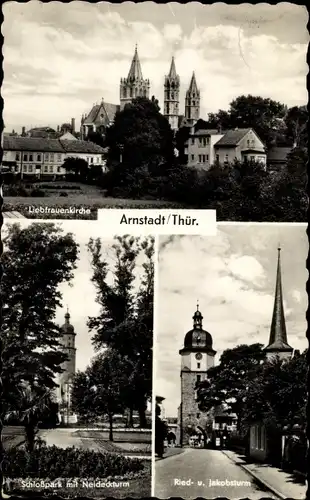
(2, 136, 107, 178)
(214, 128, 266, 166)
(184, 127, 267, 168)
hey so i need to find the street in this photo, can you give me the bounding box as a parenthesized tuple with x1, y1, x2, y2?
(155, 448, 278, 499)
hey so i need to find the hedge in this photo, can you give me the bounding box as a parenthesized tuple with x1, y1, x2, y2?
(3, 445, 144, 479)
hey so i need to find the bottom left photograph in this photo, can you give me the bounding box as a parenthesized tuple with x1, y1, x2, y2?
(2, 220, 153, 498)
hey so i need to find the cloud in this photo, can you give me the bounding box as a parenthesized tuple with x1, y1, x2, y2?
(2, 2, 308, 132)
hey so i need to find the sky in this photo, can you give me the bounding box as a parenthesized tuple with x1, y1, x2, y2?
(2, 219, 148, 373)
(2, 2, 308, 133)
(155, 223, 308, 417)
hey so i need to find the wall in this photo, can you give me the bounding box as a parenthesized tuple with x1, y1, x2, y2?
(249, 424, 268, 461)
(184, 132, 223, 168)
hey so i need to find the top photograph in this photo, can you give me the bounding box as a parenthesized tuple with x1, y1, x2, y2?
(1, 2, 308, 221)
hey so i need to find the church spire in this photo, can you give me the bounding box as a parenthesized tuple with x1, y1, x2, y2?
(188, 71, 199, 94)
(127, 45, 143, 80)
(168, 56, 177, 79)
(265, 247, 293, 358)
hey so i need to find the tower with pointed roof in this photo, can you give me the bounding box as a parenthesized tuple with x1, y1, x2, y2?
(264, 248, 293, 361)
(177, 304, 216, 446)
(120, 45, 150, 111)
(57, 309, 77, 424)
(164, 57, 180, 131)
(185, 72, 200, 125)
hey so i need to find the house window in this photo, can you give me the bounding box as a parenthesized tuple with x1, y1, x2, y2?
(57, 153, 62, 161)
(16, 153, 20, 161)
(23, 165, 27, 172)
(197, 363, 201, 369)
(57, 166, 61, 172)
(206, 154, 209, 161)
(196, 375, 201, 384)
(198, 155, 201, 162)
(191, 154, 195, 161)
(50, 153, 54, 161)
(197, 413, 200, 419)
(23, 153, 28, 161)
(202, 155, 206, 162)
(97, 157, 100, 163)
(191, 138, 195, 145)
(35, 165, 40, 170)
(44, 153, 49, 161)
(44, 165, 48, 172)
(29, 154, 33, 161)
(250, 156, 255, 161)
(91, 157, 94, 163)
(225, 154, 229, 163)
(28, 165, 33, 172)
(247, 139, 250, 147)
(37, 154, 41, 161)
(49, 165, 53, 173)
(202, 138, 206, 146)
(216, 154, 219, 162)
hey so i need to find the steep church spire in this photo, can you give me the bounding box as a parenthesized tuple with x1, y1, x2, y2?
(185, 71, 200, 125)
(120, 45, 150, 110)
(265, 247, 293, 359)
(127, 45, 143, 80)
(164, 56, 180, 131)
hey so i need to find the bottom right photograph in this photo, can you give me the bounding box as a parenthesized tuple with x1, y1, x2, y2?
(154, 223, 307, 500)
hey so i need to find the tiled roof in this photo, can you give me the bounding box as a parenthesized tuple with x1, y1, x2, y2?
(3, 135, 106, 154)
(214, 128, 252, 147)
(60, 139, 106, 154)
(3, 136, 64, 152)
(84, 102, 119, 125)
(267, 147, 292, 162)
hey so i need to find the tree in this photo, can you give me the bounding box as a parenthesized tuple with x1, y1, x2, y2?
(72, 350, 131, 441)
(242, 351, 307, 432)
(284, 105, 307, 148)
(87, 236, 154, 427)
(197, 344, 266, 430)
(105, 96, 174, 169)
(62, 157, 89, 181)
(1, 223, 78, 420)
(206, 95, 287, 147)
(86, 130, 106, 148)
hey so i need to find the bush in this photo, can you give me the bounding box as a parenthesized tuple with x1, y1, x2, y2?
(3, 445, 144, 479)
(59, 192, 68, 197)
(3, 185, 29, 197)
(30, 189, 46, 197)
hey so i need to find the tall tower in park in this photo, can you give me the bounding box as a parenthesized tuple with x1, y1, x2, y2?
(264, 247, 293, 361)
(120, 45, 150, 111)
(177, 305, 216, 447)
(57, 309, 77, 424)
(164, 57, 180, 131)
(184, 72, 200, 125)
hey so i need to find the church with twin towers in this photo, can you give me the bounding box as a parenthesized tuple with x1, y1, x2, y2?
(80, 46, 200, 138)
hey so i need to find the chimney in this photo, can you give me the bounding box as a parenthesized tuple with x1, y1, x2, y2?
(57, 125, 60, 133)
(71, 118, 75, 133)
(22, 126, 26, 136)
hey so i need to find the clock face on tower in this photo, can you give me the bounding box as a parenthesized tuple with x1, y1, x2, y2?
(195, 353, 202, 360)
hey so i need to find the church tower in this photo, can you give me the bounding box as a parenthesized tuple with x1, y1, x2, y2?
(57, 309, 77, 424)
(178, 304, 216, 447)
(185, 72, 200, 125)
(120, 45, 150, 111)
(264, 247, 293, 361)
(164, 57, 180, 131)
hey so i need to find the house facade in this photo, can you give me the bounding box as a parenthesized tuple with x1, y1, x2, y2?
(2, 136, 107, 178)
(184, 127, 267, 169)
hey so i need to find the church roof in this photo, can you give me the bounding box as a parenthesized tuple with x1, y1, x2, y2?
(180, 305, 216, 354)
(265, 248, 293, 353)
(61, 310, 76, 335)
(127, 45, 143, 80)
(168, 57, 177, 79)
(83, 101, 120, 126)
(187, 72, 199, 95)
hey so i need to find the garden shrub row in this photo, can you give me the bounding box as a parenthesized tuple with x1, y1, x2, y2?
(3, 445, 144, 479)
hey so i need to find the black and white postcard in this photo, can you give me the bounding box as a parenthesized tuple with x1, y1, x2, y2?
(2, 220, 153, 498)
(1, 2, 308, 221)
(154, 225, 307, 499)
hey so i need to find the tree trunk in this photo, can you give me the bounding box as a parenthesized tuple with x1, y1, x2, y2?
(138, 405, 147, 428)
(24, 421, 37, 453)
(129, 407, 134, 428)
(108, 413, 114, 441)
